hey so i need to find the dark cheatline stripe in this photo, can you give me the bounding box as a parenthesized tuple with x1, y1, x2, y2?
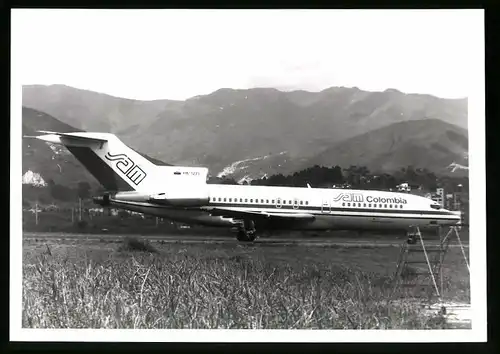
(67, 146, 134, 192)
(111, 200, 458, 221)
(207, 202, 455, 216)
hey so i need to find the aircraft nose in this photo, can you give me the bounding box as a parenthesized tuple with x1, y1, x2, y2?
(448, 210, 463, 223)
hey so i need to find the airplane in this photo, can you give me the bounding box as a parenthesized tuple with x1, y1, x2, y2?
(24, 131, 462, 242)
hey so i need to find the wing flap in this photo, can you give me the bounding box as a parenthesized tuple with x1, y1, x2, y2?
(207, 207, 315, 221)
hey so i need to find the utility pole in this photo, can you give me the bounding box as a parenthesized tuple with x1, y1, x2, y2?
(79, 197, 82, 222)
(35, 201, 38, 225)
(156, 217, 159, 228)
(71, 207, 74, 223)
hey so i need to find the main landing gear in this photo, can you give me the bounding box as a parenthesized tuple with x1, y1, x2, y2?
(236, 219, 257, 242)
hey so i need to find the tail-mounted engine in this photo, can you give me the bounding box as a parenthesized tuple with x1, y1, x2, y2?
(149, 192, 209, 207)
(110, 189, 210, 207)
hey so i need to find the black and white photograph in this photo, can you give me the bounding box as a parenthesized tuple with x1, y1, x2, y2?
(10, 9, 486, 342)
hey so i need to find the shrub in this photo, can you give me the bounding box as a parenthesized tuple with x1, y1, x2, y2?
(77, 220, 88, 229)
(118, 237, 158, 253)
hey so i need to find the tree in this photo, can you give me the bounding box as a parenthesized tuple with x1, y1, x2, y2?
(220, 177, 238, 185)
(331, 165, 344, 184)
(343, 165, 366, 187)
(49, 182, 74, 201)
(77, 181, 91, 199)
(95, 185, 106, 194)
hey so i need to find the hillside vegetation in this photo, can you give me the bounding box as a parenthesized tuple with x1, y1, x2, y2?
(23, 85, 468, 179)
(305, 119, 468, 176)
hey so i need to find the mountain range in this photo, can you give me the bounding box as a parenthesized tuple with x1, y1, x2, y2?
(21, 84, 468, 185)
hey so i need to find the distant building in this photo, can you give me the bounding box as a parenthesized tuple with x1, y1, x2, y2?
(452, 191, 465, 211)
(22, 170, 47, 187)
(28, 207, 42, 214)
(44, 204, 59, 211)
(423, 189, 462, 210)
(397, 183, 411, 193)
(433, 188, 445, 207)
(88, 207, 104, 216)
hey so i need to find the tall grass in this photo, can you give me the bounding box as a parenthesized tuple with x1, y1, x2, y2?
(22, 240, 458, 329)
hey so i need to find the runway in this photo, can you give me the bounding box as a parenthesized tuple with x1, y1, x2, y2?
(23, 231, 469, 248)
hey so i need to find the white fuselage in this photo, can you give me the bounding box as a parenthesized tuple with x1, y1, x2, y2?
(107, 184, 461, 232)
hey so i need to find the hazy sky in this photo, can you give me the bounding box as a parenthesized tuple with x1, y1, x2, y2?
(12, 9, 482, 100)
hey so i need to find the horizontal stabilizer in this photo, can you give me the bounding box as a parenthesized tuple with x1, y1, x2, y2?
(23, 131, 109, 147)
(36, 131, 108, 143)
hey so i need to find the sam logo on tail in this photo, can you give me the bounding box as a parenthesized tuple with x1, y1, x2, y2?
(105, 152, 147, 185)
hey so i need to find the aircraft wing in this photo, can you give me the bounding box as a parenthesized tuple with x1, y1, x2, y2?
(206, 207, 316, 222)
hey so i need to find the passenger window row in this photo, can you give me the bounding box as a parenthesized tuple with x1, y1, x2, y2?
(342, 202, 403, 209)
(211, 197, 309, 206)
(209, 198, 403, 209)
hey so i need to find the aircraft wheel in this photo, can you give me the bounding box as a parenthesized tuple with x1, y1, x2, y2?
(246, 230, 257, 242)
(236, 229, 256, 242)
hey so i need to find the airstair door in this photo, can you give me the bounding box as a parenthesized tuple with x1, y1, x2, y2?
(321, 199, 331, 213)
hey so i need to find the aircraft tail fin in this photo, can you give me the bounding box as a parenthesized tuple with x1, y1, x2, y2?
(24, 131, 155, 192)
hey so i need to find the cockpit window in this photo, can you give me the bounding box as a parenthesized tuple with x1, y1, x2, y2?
(430, 204, 441, 210)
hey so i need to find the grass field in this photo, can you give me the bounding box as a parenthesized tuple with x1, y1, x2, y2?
(22, 235, 470, 329)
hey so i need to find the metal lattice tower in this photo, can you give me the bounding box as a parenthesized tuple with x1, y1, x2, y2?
(392, 225, 469, 303)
